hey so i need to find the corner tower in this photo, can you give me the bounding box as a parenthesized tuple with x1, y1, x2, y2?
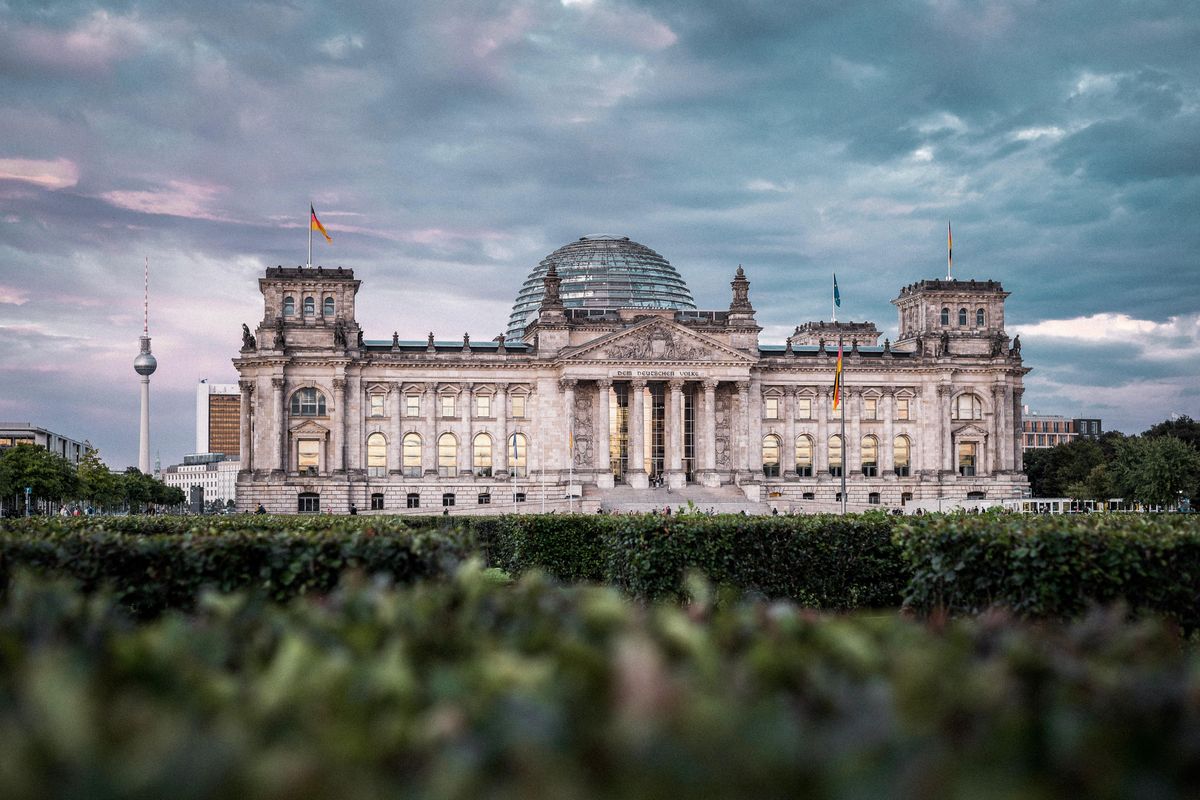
(892, 279, 1011, 357)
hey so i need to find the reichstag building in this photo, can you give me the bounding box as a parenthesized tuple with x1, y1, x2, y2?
(234, 235, 1030, 513)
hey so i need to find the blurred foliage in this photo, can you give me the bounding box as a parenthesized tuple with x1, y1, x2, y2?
(0, 567, 1198, 799)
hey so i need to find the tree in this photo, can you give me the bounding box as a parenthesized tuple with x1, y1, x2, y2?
(1023, 439, 1106, 497)
(77, 449, 123, 510)
(1143, 416, 1200, 502)
(0, 444, 79, 511)
(1064, 464, 1114, 502)
(1108, 436, 1200, 508)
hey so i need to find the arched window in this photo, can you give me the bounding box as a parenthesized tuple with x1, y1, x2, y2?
(976, 308, 985, 327)
(290, 387, 327, 416)
(303, 296, 315, 316)
(283, 296, 295, 316)
(795, 434, 814, 477)
(509, 433, 528, 478)
(940, 307, 950, 326)
(761, 434, 781, 477)
(958, 308, 967, 326)
(323, 297, 335, 317)
(473, 432, 493, 477)
(894, 435, 911, 477)
(366, 432, 387, 477)
(402, 433, 422, 477)
(861, 435, 878, 477)
(829, 434, 843, 477)
(438, 433, 458, 477)
(953, 393, 983, 420)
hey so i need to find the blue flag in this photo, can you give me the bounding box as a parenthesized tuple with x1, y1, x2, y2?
(833, 274, 841, 308)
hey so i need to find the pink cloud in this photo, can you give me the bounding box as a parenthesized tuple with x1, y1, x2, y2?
(2, 10, 149, 74)
(0, 285, 30, 305)
(0, 157, 79, 189)
(100, 180, 227, 220)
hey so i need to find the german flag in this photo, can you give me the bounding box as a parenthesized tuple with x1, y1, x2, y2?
(311, 204, 332, 243)
(832, 341, 843, 410)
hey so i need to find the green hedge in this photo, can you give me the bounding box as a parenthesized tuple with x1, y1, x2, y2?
(898, 513, 1200, 629)
(2, 567, 1198, 799)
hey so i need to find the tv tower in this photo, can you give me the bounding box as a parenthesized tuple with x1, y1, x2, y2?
(133, 257, 157, 474)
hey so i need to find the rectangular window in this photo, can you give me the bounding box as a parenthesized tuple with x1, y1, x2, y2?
(1037, 434, 1045, 446)
(514, 492, 526, 503)
(477, 493, 491, 505)
(442, 493, 456, 507)
(440, 395, 456, 418)
(796, 397, 811, 419)
(895, 398, 910, 420)
(297, 493, 320, 513)
(297, 439, 320, 471)
(764, 396, 779, 419)
(476, 394, 491, 418)
(369, 394, 385, 417)
(405, 394, 420, 417)
(370, 493, 384, 511)
(406, 493, 420, 509)
(511, 395, 526, 418)
(864, 397, 877, 420)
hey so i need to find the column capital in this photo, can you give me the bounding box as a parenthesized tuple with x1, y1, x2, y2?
(559, 378, 578, 390)
(1013, 387, 1025, 400)
(630, 378, 647, 389)
(423, 381, 437, 394)
(819, 385, 831, 397)
(735, 380, 750, 393)
(494, 381, 509, 392)
(702, 378, 719, 391)
(881, 386, 895, 397)
(992, 383, 1006, 398)
(595, 378, 613, 390)
(784, 385, 798, 396)
(463, 382, 475, 393)
(937, 384, 952, 397)
(271, 377, 285, 389)
(239, 379, 256, 394)
(333, 377, 346, 391)
(668, 378, 685, 391)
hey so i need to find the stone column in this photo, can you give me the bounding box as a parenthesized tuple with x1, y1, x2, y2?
(666, 379, 685, 488)
(882, 389, 895, 475)
(239, 380, 254, 472)
(423, 382, 437, 476)
(783, 387, 797, 480)
(628, 379, 647, 488)
(816, 387, 830, 475)
(991, 384, 1006, 474)
(595, 379, 613, 488)
(938, 384, 953, 474)
(390, 382, 402, 474)
(332, 377, 346, 473)
(1013, 388, 1024, 472)
(495, 383, 509, 477)
(700, 379, 718, 486)
(347, 372, 362, 472)
(271, 377, 284, 473)
(461, 383, 475, 476)
(746, 378, 762, 480)
(847, 388, 861, 479)
(561, 379, 576, 478)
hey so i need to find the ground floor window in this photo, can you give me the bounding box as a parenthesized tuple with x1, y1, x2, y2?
(868, 492, 881, 505)
(370, 492, 384, 510)
(406, 492, 420, 509)
(802, 492, 815, 500)
(901, 492, 913, 506)
(478, 492, 491, 505)
(298, 492, 320, 513)
(442, 492, 455, 507)
(967, 490, 987, 499)
(514, 492, 526, 503)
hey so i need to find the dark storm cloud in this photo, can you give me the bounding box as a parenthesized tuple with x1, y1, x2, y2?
(1, 0, 1198, 465)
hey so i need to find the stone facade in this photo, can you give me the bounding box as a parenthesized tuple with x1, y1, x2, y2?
(234, 261, 1030, 514)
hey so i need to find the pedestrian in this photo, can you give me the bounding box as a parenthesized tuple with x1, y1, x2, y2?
(349, 504, 358, 516)
(255, 504, 266, 515)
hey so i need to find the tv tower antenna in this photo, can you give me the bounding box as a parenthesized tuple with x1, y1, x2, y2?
(134, 256, 158, 474)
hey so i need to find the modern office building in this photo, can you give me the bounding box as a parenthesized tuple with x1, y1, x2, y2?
(1021, 412, 1103, 450)
(195, 380, 241, 458)
(160, 453, 240, 506)
(232, 234, 1031, 514)
(0, 423, 90, 465)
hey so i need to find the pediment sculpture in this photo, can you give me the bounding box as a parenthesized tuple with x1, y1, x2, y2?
(602, 326, 711, 361)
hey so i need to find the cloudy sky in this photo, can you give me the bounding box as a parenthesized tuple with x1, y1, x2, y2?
(1, 0, 1198, 469)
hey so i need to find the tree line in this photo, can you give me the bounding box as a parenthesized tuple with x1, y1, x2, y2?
(1023, 416, 1200, 507)
(0, 444, 186, 515)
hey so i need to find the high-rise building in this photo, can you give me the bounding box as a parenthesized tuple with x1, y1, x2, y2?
(196, 381, 241, 458)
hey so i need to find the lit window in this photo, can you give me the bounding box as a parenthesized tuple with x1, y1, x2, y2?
(297, 439, 319, 471)
(440, 395, 456, 418)
(403, 433, 422, 477)
(473, 433, 493, 477)
(764, 397, 779, 419)
(762, 434, 781, 477)
(976, 308, 985, 327)
(864, 397, 877, 420)
(438, 433, 457, 477)
(958, 308, 967, 326)
(829, 435, 843, 477)
(511, 395, 526, 418)
(895, 397, 910, 420)
(290, 387, 327, 416)
(303, 296, 315, 316)
(405, 394, 420, 417)
(940, 308, 950, 326)
(953, 394, 983, 420)
(796, 397, 812, 419)
(509, 433, 528, 477)
(476, 394, 491, 418)
(283, 296, 295, 316)
(894, 435, 911, 477)
(795, 435, 813, 477)
(369, 394, 385, 417)
(861, 435, 878, 477)
(324, 297, 335, 317)
(959, 442, 977, 476)
(366, 432, 387, 477)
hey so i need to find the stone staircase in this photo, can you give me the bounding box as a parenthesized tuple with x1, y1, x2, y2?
(588, 483, 773, 515)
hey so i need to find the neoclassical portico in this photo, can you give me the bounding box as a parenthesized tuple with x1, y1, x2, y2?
(234, 238, 1030, 514)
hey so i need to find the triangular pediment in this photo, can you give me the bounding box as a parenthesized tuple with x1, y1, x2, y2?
(560, 318, 755, 364)
(952, 422, 989, 438)
(289, 419, 330, 436)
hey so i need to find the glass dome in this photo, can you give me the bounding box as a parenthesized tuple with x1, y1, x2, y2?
(507, 235, 695, 339)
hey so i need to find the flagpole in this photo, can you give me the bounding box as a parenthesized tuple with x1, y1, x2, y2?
(568, 425, 574, 514)
(832, 274, 837, 322)
(946, 221, 952, 280)
(839, 338, 847, 515)
(308, 203, 313, 268)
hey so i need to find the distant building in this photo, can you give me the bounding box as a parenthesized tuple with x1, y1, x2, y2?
(160, 453, 240, 505)
(196, 380, 241, 458)
(0, 423, 89, 465)
(1021, 411, 1103, 450)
